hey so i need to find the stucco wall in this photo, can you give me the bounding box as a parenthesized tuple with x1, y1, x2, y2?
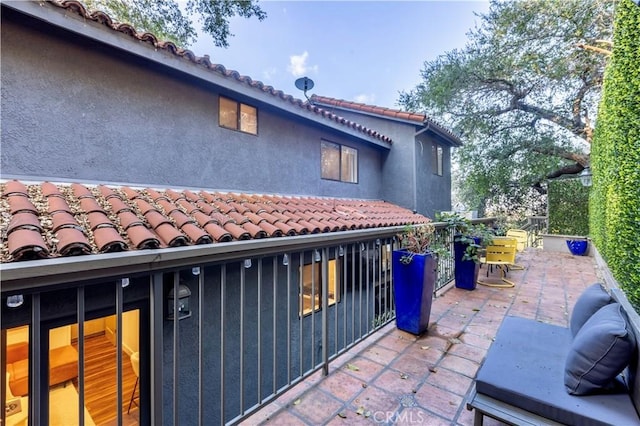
(1, 15, 383, 200)
(318, 109, 453, 218)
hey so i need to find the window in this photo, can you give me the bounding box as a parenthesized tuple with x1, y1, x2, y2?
(219, 96, 257, 135)
(321, 140, 358, 183)
(432, 143, 443, 176)
(300, 259, 340, 315)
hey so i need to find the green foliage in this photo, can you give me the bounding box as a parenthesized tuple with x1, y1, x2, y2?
(547, 179, 590, 235)
(437, 213, 495, 263)
(590, 0, 640, 306)
(82, 0, 266, 47)
(400, 0, 613, 213)
(396, 223, 448, 265)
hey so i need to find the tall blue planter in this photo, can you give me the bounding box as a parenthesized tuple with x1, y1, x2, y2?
(454, 237, 480, 290)
(392, 250, 436, 335)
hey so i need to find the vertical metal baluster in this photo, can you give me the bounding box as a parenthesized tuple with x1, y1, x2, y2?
(299, 252, 304, 376)
(366, 242, 370, 334)
(351, 243, 356, 345)
(359, 243, 363, 337)
(257, 258, 263, 404)
(272, 257, 278, 395)
(240, 262, 245, 414)
(198, 267, 204, 426)
(220, 265, 226, 424)
(173, 271, 179, 426)
(31, 293, 41, 426)
(334, 247, 338, 355)
(117, 280, 123, 426)
(77, 287, 85, 426)
(151, 273, 164, 425)
(286, 254, 292, 385)
(321, 248, 329, 376)
(311, 251, 316, 368)
(342, 246, 347, 350)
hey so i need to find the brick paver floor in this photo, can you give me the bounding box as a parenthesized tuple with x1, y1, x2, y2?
(241, 249, 601, 425)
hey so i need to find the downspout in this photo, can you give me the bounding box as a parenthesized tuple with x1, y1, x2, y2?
(413, 121, 431, 213)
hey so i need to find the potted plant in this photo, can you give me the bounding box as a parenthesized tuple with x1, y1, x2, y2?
(392, 223, 446, 335)
(438, 213, 494, 290)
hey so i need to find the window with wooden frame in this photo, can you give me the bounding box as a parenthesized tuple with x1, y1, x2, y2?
(432, 143, 443, 176)
(321, 140, 358, 183)
(218, 96, 257, 135)
(300, 259, 340, 316)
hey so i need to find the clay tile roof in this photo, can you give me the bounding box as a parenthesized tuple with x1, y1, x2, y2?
(309, 94, 463, 146)
(40, 0, 392, 146)
(0, 180, 431, 263)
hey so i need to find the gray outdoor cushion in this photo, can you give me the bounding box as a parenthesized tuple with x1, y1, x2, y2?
(565, 303, 636, 395)
(475, 316, 638, 426)
(570, 283, 612, 336)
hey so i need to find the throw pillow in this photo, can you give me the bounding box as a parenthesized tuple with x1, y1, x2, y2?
(565, 303, 636, 395)
(569, 283, 612, 337)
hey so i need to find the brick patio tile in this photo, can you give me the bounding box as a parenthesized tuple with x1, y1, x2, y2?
(323, 408, 376, 425)
(404, 342, 446, 364)
(318, 369, 367, 402)
(239, 400, 284, 425)
(341, 356, 386, 381)
(377, 333, 417, 353)
(372, 367, 421, 395)
(425, 365, 474, 396)
(448, 342, 487, 364)
(289, 388, 343, 424)
(456, 331, 494, 350)
(438, 354, 480, 378)
(393, 407, 451, 426)
(263, 409, 307, 425)
(414, 382, 464, 420)
(350, 384, 402, 416)
(390, 352, 435, 379)
(464, 322, 500, 338)
(433, 312, 470, 332)
(361, 343, 401, 365)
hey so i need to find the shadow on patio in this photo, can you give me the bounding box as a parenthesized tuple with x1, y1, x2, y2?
(241, 248, 600, 425)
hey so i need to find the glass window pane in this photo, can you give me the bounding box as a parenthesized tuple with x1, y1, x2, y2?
(437, 146, 443, 176)
(219, 97, 238, 129)
(341, 146, 358, 183)
(321, 141, 340, 180)
(239, 104, 257, 134)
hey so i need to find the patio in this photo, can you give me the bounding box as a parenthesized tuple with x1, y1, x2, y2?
(241, 248, 600, 425)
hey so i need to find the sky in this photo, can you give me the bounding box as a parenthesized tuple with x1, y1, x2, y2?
(189, 1, 490, 110)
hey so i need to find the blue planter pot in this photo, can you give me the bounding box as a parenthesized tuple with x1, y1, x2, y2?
(566, 240, 588, 256)
(454, 237, 480, 290)
(392, 250, 436, 335)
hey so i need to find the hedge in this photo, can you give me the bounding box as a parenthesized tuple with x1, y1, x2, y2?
(548, 179, 589, 235)
(590, 0, 640, 305)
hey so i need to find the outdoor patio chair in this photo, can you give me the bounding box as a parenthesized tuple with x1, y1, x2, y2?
(477, 238, 518, 288)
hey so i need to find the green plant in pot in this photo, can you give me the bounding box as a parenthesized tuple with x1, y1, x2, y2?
(438, 213, 494, 290)
(392, 223, 446, 335)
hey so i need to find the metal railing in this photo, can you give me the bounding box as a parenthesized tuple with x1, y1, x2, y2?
(0, 221, 496, 425)
(522, 216, 548, 248)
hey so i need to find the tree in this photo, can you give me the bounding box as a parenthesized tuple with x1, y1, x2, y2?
(82, 0, 267, 48)
(399, 0, 613, 216)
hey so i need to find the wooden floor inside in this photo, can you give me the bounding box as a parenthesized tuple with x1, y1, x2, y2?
(72, 333, 139, 426)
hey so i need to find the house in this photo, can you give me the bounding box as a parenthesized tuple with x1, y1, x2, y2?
(0, 1, 462, 425)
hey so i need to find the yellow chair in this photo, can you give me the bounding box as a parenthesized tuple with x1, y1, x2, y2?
(477, 238, 518, 288)
(506, 229, 529, 251)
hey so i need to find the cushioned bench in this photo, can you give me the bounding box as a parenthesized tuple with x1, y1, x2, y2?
(467, 284, 640, 426)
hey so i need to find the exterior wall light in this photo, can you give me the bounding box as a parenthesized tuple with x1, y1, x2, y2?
(282, 254, 289, 266)
(191, 267, 201, 276)
(580, 167, 592, 187)
(6, 294, 24, 308)
(120, 277, 130, 288)
(167, 284, 192, 320)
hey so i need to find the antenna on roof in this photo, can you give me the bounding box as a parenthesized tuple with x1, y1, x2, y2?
(294, 76, 314, 102)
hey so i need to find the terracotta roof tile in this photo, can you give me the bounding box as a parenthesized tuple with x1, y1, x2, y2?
(1, 180, 431, 263)
(310, 94, 463, 146)
(40, 0, 392, 146)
